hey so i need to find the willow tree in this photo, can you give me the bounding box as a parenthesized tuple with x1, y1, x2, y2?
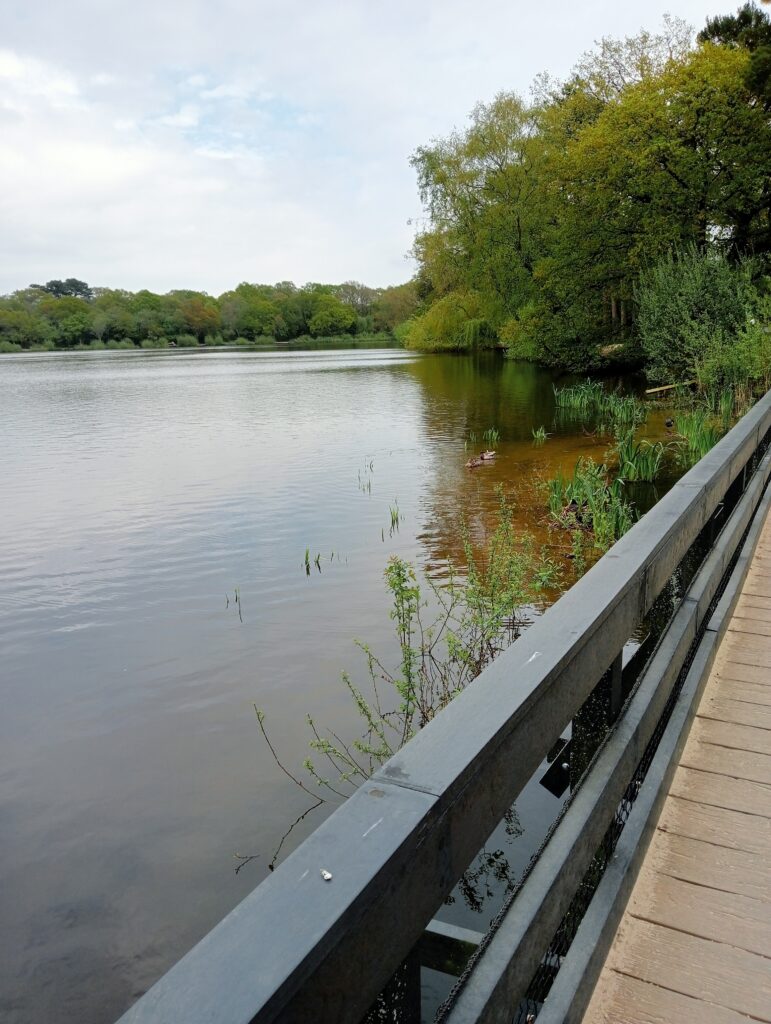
(408, 93, 550, 348)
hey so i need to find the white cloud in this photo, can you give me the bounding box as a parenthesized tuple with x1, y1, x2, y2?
(0, 1, 713, 293)
(156, 103, 201, 128)
(0, 48, 78, 111)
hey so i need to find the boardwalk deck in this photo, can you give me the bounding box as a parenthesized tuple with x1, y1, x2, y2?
(582, 509, 771, 1024)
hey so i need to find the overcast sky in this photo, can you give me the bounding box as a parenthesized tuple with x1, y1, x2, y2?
(1, 1, 721, 294)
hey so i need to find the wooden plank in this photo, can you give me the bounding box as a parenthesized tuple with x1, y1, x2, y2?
(580, 503, 771, 1024)
(644, 380, 696, 394)
(714, 661, 771, 687)
(720, 629, 771, 652)
(680, 740, 771, 786)
(737, 592, 771, 608)
(584, 970, 755, 1024)
(657, 795, 770, 855)
(626, 867, 771, 957)
(728, 617, 771, 637)
(730, 607, 771, 625)
(669, 764, 771, 817)
(698, 693, 771, 729)
(721, 626, 771, 648)
(603, 918, 771, 1020)
(713, 677, 771, 705)
(691, 717, 771, 756)
(724, 606, 769, 622)
(712, 645, 770, 669)
(648, 831, 770, 903)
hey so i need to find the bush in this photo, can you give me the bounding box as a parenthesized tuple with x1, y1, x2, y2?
(203, 333, 226, 346)
(106, 338, 136, 349)
(696, 303, 771, 407)
(140, 337, 169, 349)
(0, 339, 22, 353)
(175, 334, 198, 347)
(89, 339, 106, 350)
(636, 245, 759, 383)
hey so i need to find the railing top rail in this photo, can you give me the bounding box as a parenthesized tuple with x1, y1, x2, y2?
(119, 390, 771, 1024)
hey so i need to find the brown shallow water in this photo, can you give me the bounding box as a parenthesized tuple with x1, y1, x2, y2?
(0, 348, 678, 1023)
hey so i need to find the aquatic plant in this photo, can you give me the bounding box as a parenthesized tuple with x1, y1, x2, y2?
(532, 426, 549, 445)
(553, 381, 646, 431)
(483, 426, 500, 444)
(546, 458, 635, 550)
(256, 494, 561, 865)
(388, 501, 401, 535)
(612, 431, 669, 482)
(674, 411, 723, 467)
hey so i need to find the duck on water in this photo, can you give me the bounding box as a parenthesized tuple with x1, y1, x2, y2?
(466, 450, 497, 469)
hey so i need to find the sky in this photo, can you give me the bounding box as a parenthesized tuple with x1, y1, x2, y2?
(1, 1, 722, 295)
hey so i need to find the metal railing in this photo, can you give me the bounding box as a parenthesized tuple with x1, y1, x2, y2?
(118, 390, 771, 1024)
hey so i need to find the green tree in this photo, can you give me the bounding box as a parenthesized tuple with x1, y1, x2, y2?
(307, 294, 356, 336)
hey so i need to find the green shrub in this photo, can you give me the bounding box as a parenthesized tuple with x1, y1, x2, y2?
(140, 337, 169, 349)
(175, 334, 198, 347)
(696, 304, 771, 410)
(0, 339, 23, 353)
(203, 333, 226, 346)
(636, 245, 759, 384)
(106, 338, 136, 349)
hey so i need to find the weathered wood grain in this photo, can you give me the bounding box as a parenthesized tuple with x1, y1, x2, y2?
(582, 507, 771, 1024)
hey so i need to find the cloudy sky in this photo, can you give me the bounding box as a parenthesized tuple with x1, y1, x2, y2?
(1, 1, 719, 294)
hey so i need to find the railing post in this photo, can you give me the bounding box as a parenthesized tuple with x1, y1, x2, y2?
(608, 653, 624, 723)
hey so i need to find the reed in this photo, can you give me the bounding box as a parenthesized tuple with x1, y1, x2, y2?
(674, 410, 722, 467)
(612, 431, 668, 482)
(532, 426, 549, 445)
(553, 381, 646, 431)
(547, 457, 635, 550)
(389, 501, 402, 535)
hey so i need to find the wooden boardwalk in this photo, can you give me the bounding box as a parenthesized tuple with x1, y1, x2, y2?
(582, 508, 771, 1024)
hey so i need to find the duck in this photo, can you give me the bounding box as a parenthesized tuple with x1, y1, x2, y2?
(466, 450, 497, 469)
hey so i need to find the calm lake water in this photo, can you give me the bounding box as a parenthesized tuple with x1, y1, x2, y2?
(0, 349, 671, 1023)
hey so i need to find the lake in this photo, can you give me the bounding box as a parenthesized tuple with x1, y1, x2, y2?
(0, 348, 672, 1023)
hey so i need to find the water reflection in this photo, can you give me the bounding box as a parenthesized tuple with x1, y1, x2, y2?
(0, 348, 677, 1024)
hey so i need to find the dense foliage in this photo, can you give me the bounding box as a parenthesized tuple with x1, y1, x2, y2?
(4, 6, 770, 385)
(403, 5, 771, 380)
(0, 278, 420, 352)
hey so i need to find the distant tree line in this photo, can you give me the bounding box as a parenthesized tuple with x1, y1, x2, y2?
(401, 3, 771, 382)
(0, 278, 420, 351)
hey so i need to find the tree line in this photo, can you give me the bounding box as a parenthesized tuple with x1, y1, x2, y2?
(4, 5, 770, 385)
(0, 278, 420, 351)
(401, 3, 771, 383)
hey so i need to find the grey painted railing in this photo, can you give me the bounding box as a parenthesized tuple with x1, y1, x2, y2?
(118, 390, 771, 1024)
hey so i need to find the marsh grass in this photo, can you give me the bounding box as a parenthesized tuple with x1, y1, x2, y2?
(553, 381, 647, 432)
(674, 410, 723, 467)
(612, 431, 670, 482)
(388, 501, 402, 535)
(546, 458, 635, 550)
(532, 426, 549, 445)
